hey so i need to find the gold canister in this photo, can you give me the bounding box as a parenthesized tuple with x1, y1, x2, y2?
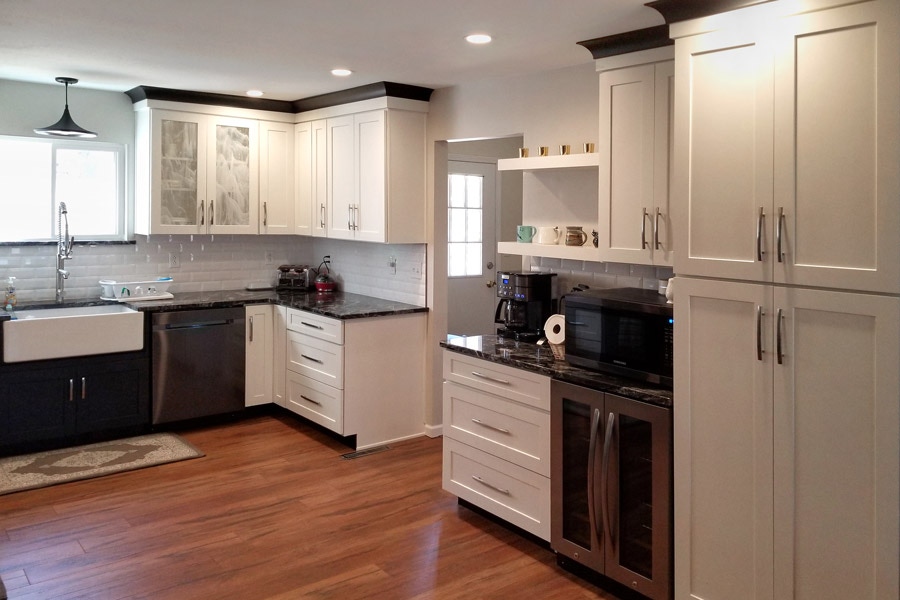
(559, 144, 571, 155)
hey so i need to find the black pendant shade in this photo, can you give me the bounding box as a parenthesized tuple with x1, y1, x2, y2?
(34, 77, 97, 138)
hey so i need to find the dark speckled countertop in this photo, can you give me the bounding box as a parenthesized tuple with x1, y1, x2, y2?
(1, 290, 427, 321)
(441, 334, 673, 409)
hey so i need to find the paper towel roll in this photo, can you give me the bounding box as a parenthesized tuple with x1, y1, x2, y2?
(544, 314, 566, 345)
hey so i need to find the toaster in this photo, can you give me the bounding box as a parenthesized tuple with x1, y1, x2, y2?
(276, 265, 314, 291)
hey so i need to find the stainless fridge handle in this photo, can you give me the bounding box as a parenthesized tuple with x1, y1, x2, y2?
(756, 207, 765, 261)
(654, 207, 661, 250)
(756, 305, 765, 361)
(641, 207, 649, 250)
(776, 308, 784, 365)
(588, 408, 601, 541)
(776, 206, 785, 263)
(601, 411, 615, 547)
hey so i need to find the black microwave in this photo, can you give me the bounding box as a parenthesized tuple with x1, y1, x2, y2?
(564, 287, 673, 387)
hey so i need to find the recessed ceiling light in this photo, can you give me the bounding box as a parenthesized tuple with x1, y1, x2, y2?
(331, 68, 353, 77)
(246, 90, 264, 97)
(466, 34, 492, 45)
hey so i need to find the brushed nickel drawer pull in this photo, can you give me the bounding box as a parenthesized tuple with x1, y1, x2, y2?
(300, 321, 324, 330)
(641, 207, 649, 250)
(300, 354, 323, 364)
(249, 316, 254, 342)
(756, 206, 765, 261)
(470, 371, 510, 385)
(299, 394, 321, 406)
(471, 418, 510, 434)
(471, 475, 510, 495)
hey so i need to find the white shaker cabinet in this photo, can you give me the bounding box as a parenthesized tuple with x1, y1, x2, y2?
(672, 0, 899, 293)
(258, 120, 294, 235)
(597, 57, 674, 267)
(245, 304, 274, 407)
(294, 120, 326, 236)
(441, 351, 552, 540)
(326, 114, 356, 240)
(135, 108, 259, 236)
(674, 276, 899, 600)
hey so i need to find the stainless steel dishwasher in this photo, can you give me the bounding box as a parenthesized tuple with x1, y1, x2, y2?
(151, 307, 245, 424)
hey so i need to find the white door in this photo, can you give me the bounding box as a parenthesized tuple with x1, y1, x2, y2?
(447, 159, 497, 336)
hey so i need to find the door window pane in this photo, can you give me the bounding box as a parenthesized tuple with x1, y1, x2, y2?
(448, 173, 484, 277)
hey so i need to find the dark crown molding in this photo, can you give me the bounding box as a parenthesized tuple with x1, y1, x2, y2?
(125, 82, 434, 114)
(645, 0, 774, 24)
(577, 24, 672, 60)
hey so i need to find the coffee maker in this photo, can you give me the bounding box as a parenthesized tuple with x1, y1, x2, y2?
(494, 272, 557, 342)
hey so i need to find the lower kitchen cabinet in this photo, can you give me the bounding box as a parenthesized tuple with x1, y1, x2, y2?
(674, 277, 900, 600)
(245, 304, 274, 407)
(0, 353, 150, 452)
(282, 308, 426, 449)
(441, 350, 552, 540)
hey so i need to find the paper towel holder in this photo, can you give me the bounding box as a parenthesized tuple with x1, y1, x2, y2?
(543, 314, 566, 360)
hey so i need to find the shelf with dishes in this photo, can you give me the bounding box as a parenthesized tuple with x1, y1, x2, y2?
(497, 241, 600, 262)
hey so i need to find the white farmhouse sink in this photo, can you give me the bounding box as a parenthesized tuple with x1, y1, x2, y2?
(3, 304, 144, 363)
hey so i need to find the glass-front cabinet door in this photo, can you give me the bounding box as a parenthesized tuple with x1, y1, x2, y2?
(209, 117, 258, 234)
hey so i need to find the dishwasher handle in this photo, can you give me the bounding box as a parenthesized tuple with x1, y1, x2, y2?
(156, 318, 237, 331)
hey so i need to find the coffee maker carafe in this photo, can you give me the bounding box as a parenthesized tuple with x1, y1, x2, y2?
(494, 272, 556, 342)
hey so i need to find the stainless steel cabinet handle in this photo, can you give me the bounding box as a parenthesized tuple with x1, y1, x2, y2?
(756, 305, 765, 361)
(470, 371, 510, 385)
(300, 321, 324, 330)
(471, 418, 510, 434)
(263, 202, 268, 227)
(601, 411, 615, 547)
(199, 201, 205, 226)
(355, 205, 360, 230)
(471, 475, 510, 495)
(588, 408, 602, 540)
(210, 200, 215, 226)
(641, 207, 649, 250)
(300, 354, 323, 364)
(756, 207, 765, 261)
(249, 316, 254, 343)
(320, 204, 326, 228)
(654, 207, 661, 250)
(776, 206, 785, 263)
(300, 394, 321, 406)
(776, 308, 784, 365)
(69, 378, 74, 402)
(81, 377, 86, 400)
(348, 205, 353, 230)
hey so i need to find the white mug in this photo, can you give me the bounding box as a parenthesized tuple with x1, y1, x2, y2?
(535, 226, 559, 245)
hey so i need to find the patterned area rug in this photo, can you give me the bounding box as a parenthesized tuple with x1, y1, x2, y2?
(0, 433, 204, 496)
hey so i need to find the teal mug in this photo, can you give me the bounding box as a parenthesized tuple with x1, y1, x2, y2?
(517, 225, 536, 243)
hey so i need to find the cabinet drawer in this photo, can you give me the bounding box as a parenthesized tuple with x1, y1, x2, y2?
(443, 381, 550, 477)
(286, 372, 343, 434)
(286, 309, 343, 344)
(443, 437, 550, 541)
(443, 350, 550, 410)
(287, 331, 343, 388)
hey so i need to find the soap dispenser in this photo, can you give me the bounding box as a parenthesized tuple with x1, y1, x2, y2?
(5, 276, 16, 310)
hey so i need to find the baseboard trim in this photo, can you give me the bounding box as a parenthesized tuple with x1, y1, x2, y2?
(424, 424, 443, 438)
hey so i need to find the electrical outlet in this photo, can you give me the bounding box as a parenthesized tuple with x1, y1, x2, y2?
(264, 250, 274, 264)
(388, 256, 397, 274)
(411, 265, 422, 279)
(168, 253, 181, 268)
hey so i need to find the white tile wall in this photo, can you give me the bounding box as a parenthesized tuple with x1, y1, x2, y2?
(527, 256, 673, 296)
(0, 236, 427, 306)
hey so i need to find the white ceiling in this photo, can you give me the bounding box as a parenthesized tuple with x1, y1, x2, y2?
(0, 0, 663, 101)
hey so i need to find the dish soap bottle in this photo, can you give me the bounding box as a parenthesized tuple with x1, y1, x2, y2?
(5, 276, 16, 311)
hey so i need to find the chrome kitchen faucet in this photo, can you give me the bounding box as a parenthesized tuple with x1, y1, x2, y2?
(56, 202, 74, 302)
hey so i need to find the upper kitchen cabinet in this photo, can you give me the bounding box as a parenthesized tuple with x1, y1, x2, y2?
(294, 120, 326, 236)
(258, 120, 294, 235)
(135, 108, 259, 236)
(297, 106, 427, 244)
(671, 0, 900, 293)
(596, 53, 674, 267)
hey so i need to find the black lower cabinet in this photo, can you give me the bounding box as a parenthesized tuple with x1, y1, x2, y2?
(0, 354, 150, 455)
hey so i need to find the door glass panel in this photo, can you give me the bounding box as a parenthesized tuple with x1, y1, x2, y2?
(561, 398, 593, 549)
(215, 124, 251, 226)
(447, 173, 484, 277)
(160, 120, 199, 225)
(616, 413, 653, 578)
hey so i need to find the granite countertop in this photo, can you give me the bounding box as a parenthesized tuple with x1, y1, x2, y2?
(441, 334, 673, 409)
(1, 290, 427, 321)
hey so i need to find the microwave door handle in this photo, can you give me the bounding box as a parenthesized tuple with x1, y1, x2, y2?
(588, 408, 602, 543)
(601, 411, 615, 548)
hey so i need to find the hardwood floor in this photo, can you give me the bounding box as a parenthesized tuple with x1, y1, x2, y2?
(0, 411, 625, 599)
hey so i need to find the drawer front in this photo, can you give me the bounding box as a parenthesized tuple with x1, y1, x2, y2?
(287, 331, 344, 388)
(443, 350, 551, 410)
(286, 372, 343, 434)
(443, 381, 550, 477)
(443, 437, 550, 541)
(286, 309, 343, 344)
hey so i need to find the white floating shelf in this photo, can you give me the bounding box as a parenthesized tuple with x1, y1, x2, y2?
(497, 153, 600, 171)
(497, 241, 601, 262)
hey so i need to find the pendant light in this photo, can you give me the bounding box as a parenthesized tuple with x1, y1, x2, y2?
(34, 77, 97, 138)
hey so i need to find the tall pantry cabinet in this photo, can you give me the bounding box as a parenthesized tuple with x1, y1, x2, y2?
(670, 1, 900, 599)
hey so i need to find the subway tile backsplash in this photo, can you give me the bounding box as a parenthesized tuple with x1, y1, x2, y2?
(0, 236, 427, 306)
(528, 256, 673, 296)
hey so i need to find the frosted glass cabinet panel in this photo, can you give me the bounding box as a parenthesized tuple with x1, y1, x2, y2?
(136, 109, 258, 235)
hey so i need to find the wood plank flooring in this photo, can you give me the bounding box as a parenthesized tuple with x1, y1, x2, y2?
(0, 411, 625, 599)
